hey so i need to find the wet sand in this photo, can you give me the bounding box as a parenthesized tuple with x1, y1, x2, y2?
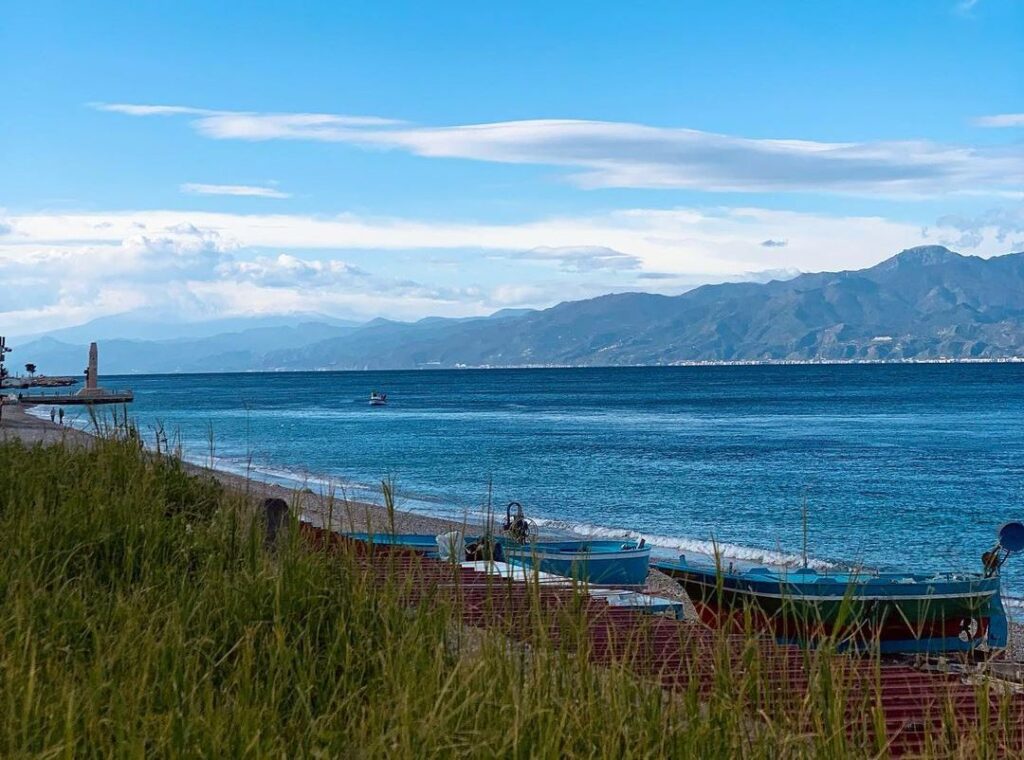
(0, 402, 94, 447)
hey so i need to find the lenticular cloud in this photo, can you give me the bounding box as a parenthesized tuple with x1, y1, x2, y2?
(97, 103, 1024, 197)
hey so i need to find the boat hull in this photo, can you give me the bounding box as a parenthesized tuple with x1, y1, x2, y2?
(503, 540, 651, 586)
(654, 561, 1006, 654)
(341, 531, 439, 556)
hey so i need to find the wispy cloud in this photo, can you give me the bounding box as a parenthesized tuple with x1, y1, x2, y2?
(218, 253, 367, 286)
(96, 103, 1024, 198)
(930, 206, 1024, 250)
(181, 182, 291, 199)
(973, 113, 1024, 127)
(94, 103, 212, 117)
(96, 102, 401, 127)
(954, 0, 980, 15)
(512, 245, 642, 272)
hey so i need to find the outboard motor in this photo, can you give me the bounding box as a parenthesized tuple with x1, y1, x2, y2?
(504, 501, 531, 543)
(983, 522, 1024, 577)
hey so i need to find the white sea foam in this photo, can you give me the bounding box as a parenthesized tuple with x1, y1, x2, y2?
(430, 508, 842, 570)
(528, 516, 839, 571)
(194, 454, 380, 499)
(1001, 595, 1024, 619)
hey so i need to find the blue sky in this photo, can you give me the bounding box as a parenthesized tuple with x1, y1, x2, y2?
(2, 0, 1022, 333)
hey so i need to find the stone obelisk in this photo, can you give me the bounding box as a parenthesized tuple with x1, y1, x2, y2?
(85, 342, 98, 394)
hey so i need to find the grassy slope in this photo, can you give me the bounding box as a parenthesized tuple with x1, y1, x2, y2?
(0, 437, 1011, 758)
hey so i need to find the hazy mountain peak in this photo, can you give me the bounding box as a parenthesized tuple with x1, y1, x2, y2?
(883, 245, 962, 268)
(488, 308, 537, 320)
(14, 310, 361, 344)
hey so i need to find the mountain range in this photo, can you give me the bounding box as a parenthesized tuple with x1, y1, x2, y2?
(8, 246, 1024, 375)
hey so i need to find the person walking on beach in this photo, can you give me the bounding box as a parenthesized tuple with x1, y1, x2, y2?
(58, 408, 64, 426)
(50, 407, 56, 424)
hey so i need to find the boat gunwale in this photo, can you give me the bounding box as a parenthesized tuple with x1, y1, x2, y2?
(653, 560, 1000, 601)
(506, 546, 652, 562)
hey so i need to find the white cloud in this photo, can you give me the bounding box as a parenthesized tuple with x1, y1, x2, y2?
(973, 113, 1024, 128)
(2, 206, 941, 276)
(181, 182, 291, 199)
(184, 278, 494, 321)
(4, 203, 1019, 335)
(513, 245, 642, 272)
(118, 222, 236, 272)
(93, 103, 213, 117)
(96, 102, 400, 127)
(97, 103, 1024, 197)
(0, 283, 150, 336)
(9, 205, 1015, 278)
(0, 221, 235, 287)
(930, 206, 1024, 250)
(218, 253, 366, 286)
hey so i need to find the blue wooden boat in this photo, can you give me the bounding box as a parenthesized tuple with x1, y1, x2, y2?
(654, 556, 1007, 654)
(342, 532, 439, 556)
(654, 523, 1024, 655)
(501, 539, 651, 586)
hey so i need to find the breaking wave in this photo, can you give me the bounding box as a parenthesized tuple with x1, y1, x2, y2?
(527, 516, 840, 571)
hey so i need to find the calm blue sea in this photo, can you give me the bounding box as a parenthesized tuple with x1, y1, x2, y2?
(59, 364, 1024, 597)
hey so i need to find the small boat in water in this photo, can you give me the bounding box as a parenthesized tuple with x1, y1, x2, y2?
(369, 391, 388, 406)
(653, 522, 1024, 654)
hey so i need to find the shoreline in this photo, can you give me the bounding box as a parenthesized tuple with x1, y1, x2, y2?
(7, 400, 1023, 656)
(0, 401, 693, 606)
(0, 402, 478, 537)
(0, 404, 976, 579)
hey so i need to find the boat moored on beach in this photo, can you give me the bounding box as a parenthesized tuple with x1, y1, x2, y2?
(341, 531, 439, 555)
(653, 522, 1024, 654)
(494, 501, 651, 586)
(302, 523, 652, 587)
(500, 538, 652, 587)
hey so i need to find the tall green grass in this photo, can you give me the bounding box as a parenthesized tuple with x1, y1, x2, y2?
(0, 435, 1017, 758)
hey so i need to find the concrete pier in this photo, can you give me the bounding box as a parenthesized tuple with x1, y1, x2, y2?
(8, 341, 134, 406)
(16, 390, 134, 406)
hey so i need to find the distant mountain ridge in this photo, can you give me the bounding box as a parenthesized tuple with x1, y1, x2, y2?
(13, 322, 361, 375)
(11, 311, 359, 344)
(10, 246, 1024, 374)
